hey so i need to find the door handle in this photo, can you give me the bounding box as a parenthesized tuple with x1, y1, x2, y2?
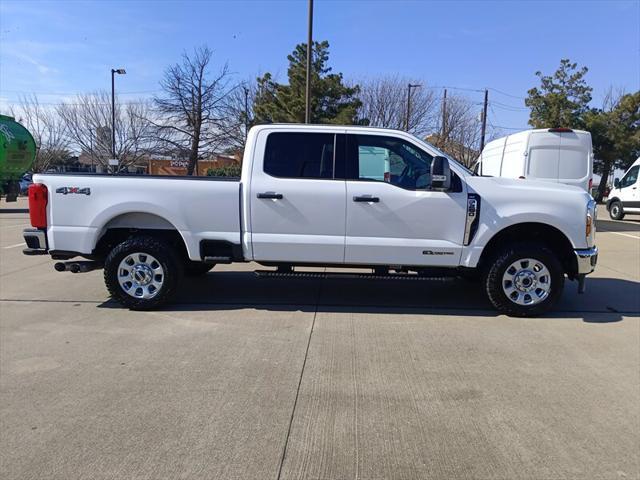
(257, 192, 283, 200)
(353, 195, 380, 203)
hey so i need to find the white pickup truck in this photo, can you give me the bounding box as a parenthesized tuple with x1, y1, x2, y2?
(23, 124, 598, 316)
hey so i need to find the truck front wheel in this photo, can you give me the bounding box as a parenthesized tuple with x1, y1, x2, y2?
(104, 235, 183, 310)
(484, 243, 564, 317)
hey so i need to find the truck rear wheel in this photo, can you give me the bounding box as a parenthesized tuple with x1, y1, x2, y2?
(484, 243, 564, 317)
(104, 235, 182, 310)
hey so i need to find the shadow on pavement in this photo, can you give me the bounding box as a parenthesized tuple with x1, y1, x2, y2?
(597, 218, 640, 232)
(0, 208, 29, 214)
(98, 271, 638, 322)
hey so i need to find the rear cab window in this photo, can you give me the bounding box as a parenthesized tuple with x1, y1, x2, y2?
(263, 132, 341, 179)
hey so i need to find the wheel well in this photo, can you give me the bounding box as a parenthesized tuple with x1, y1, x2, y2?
(93, 228, 189, 262)
(478, 223, 578, 279)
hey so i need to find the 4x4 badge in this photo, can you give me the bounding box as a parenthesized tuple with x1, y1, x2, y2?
(56, 187, 91, 195)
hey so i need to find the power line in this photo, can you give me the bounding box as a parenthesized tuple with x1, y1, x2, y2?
(491, 100, 529, 111)
(488, 87, 527, 100)
(1, 88, 160, 96)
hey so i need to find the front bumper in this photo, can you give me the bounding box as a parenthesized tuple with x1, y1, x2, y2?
(575, 246, 598, 275)
(23, 228, 48, 255)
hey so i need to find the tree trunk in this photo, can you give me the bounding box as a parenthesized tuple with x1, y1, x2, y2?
(186, 131, 200, 176)
(596, 159, 613, 203)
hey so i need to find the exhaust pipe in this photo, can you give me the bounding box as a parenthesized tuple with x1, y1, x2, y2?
(54, 261, 101, 273)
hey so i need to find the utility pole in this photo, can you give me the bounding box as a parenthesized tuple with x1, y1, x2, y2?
(110, 68, 126, 173)
(305, 0, 314, 124)
(405, 83, 421, 131)
(441, 88, 447, 147)
(243, 85, 249, 142)
(480, 89, 489, 152)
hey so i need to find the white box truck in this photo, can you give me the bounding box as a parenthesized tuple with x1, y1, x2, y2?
(475, 128, 594, 192)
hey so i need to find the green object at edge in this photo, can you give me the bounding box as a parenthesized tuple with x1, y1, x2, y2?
(0, 114, 37, 192)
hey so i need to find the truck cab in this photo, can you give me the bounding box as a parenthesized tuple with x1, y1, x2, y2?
(607, 157, 640, 220)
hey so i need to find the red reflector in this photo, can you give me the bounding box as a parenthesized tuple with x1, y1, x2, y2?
(588, 178, 593, 190)
(28, 183, 48, 228)
(548, 128, 573, 133)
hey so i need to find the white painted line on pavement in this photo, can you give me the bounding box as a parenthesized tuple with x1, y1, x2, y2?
(600, 230, 640, 240)
(3, 243, 26, 249)
(1, 223, 30, 229)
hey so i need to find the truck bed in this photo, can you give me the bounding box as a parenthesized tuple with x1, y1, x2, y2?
(34, 173, 241, 261)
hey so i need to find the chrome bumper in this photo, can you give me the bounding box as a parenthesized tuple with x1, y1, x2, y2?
(575, 246, 598, 275)
(23, 228, 48, 255)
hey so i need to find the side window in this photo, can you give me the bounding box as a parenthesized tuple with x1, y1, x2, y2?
(264, 132, 335, 179)
(349, 135, 433, 190)
(620, 166, 639, 188)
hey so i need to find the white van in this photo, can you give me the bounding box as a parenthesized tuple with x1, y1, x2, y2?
(607, 157, 640, 220)
(475, 128, 594, 192)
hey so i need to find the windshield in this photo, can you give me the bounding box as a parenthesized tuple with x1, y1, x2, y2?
(410, 134, 476, 176)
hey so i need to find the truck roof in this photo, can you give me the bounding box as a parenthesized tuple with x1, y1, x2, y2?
(250, 123, 412, 136)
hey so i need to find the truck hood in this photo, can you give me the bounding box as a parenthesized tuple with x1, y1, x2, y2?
(467, 175, 589, 199)
(463, 175, 593, 250)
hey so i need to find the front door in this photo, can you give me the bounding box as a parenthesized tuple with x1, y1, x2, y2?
(249, 130, 347, 263)
(344, 133, 467, 267)
(617, 164, 640, 211)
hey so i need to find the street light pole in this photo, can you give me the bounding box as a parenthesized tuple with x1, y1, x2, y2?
(110, 68, 126, 172)
(243, 85, 249, 142)
(305, 0, 314, 124)
(479, 89, 489, 152)
(406, 83, 421, 131)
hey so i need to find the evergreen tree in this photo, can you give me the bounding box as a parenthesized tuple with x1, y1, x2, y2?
(585, 92, 640, 200)
(254, 41, 362, 124)
(525, 59, 592, 128)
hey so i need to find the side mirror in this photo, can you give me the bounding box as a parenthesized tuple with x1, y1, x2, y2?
(430, 156, 451, 191)
(614, 178, 620, 188)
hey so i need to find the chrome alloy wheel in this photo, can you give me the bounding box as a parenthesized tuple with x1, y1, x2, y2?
(117, 252, 164, 299)
(502, 258, 551, 306)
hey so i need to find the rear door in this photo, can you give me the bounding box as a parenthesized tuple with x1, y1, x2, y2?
(249, 130, 347, 263)
(527, 131, 560, 181)
(343, 133, 467, 267)
(558, 131, 592, 191)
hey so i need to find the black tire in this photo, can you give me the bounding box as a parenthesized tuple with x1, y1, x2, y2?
(609, 201, 625, 220)
(104, 235, 183, 310)
(184, 261, 214, 276)
(484, 242, 564, 317)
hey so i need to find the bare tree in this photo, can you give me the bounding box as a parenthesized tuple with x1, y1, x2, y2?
(57, 92, 157, 172)
(430, 94, 498, 168)
(357, 76, 438, 136)
(152, 46, 232, 175)
(10, 95, 71, 172)
(218, 80, 257, 156)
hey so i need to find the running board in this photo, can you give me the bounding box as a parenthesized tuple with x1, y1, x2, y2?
(254, 270, 454, 281)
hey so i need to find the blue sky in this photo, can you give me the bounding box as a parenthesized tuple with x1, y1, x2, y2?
(1, 0, 638, 132)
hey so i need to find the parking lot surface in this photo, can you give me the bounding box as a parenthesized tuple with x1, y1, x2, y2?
(1, 199, 639, 480)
